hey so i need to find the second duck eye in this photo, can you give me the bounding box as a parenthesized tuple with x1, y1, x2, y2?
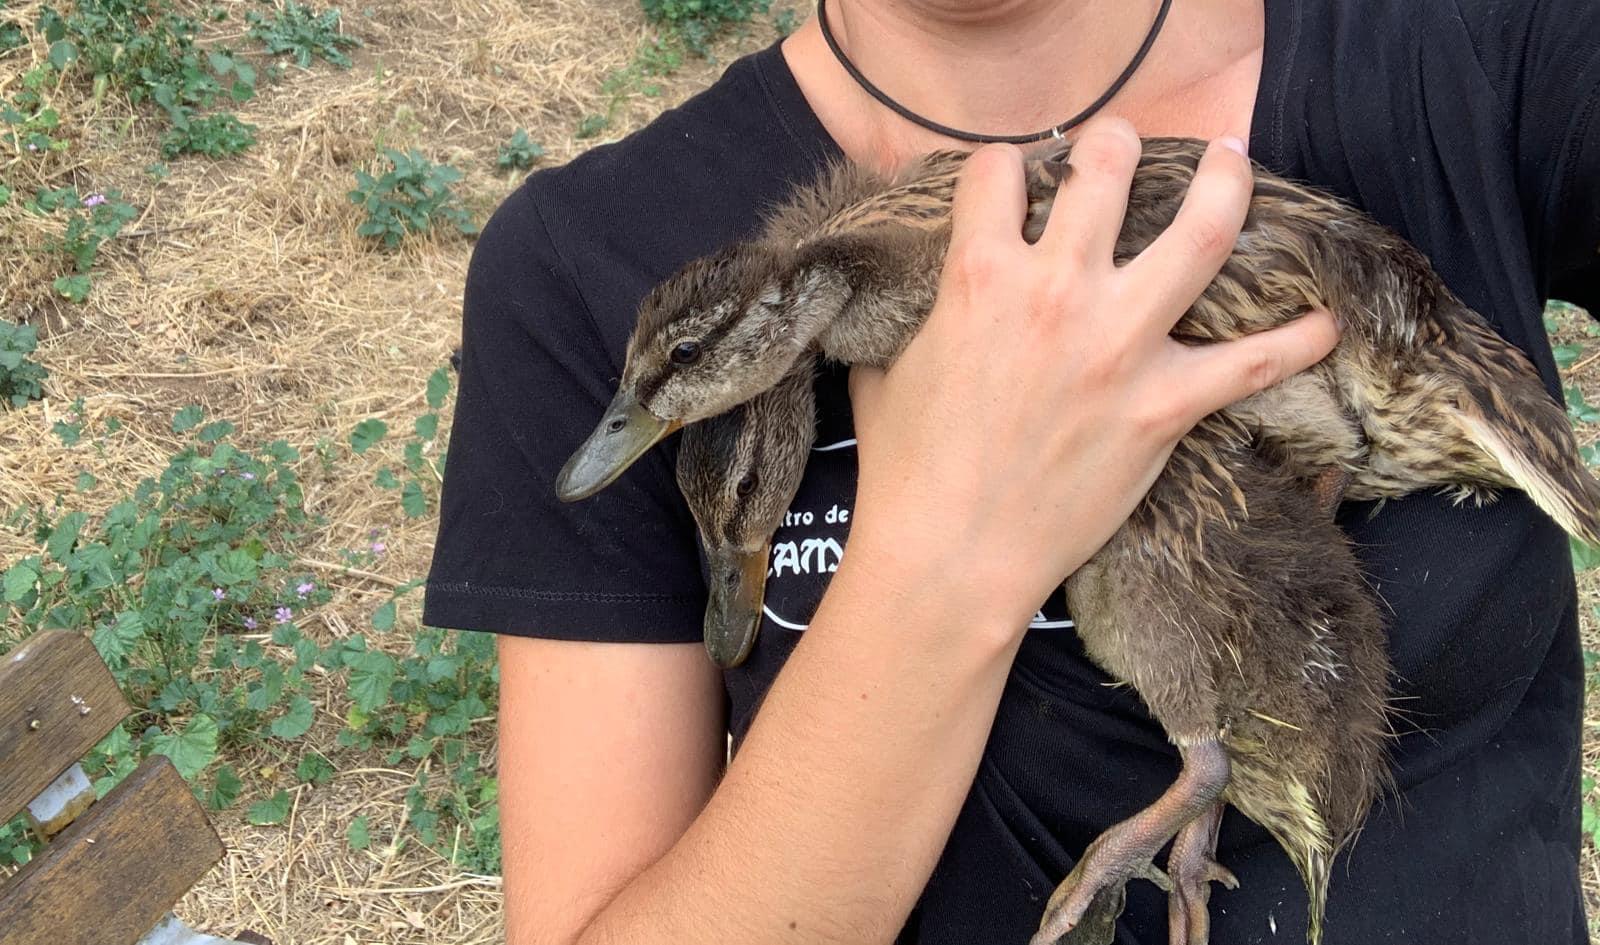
(736, 472, 758, 497)
(670, 340, 702, 365)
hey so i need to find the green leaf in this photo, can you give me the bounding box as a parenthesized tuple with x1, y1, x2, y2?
(212, 548, 260, 585)
(51, 419, 82, 446)
(374, 467, 400, 489)
(75, 471, 97, 492)
(1553, 343, 1585, 370)
(270, 695, 316, 739)
(346, 650, 397, 714)
(94, 725, 133, 760)
(371, 599, 397, 632)
(414, 413, 438, 440)
(1572, 537, 1600, 571)
(425, 366, 451, 409)
(149, 714, 219, 780)
(209, 765, 243, 810)
(91, 611, 145, 667)
(347, 815, 371, 851)
(248, 790, 292, 826)
(46, 511, 87, 563)
(47, 39, 77, 71)
(350, 418, 388, 454)
(3, 558, 40, 603)
(296, 751, 334, 785)
(271, 620, 303, 646)
(53, 274, 91, 303)
(198, 420, 235, 443)
(400, 480, 427, 518)
(173, 405, 205, 432)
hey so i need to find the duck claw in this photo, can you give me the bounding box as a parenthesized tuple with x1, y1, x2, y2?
(1165, 802, 1238, 945)
(1030, 842, 1172, 945)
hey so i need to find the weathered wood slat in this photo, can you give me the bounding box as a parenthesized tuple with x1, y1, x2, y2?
(0, 755, 224, 945)
(0, 630, 132, 823)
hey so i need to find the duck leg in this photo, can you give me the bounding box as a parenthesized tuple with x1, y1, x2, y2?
(1311, 467, 1351, 518)
(1165, 801, 1239, 945)
(1032, 739, 1231, 945)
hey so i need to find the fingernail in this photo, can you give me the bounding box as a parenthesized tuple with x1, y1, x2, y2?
(1218, 136, 1248, 157)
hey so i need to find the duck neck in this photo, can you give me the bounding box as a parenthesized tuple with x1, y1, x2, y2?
(804, 232, 943, 368)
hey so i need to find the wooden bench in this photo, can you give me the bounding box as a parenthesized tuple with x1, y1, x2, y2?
(0, 630, 269, 945)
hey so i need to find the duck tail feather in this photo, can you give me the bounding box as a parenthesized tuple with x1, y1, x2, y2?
(1422, 312, 1600, 545)
(1452, 392, 1600, 546)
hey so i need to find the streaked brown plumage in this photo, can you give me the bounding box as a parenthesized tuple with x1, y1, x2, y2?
(564, 138, 1600, 944)
(673, 359, 1389, 945)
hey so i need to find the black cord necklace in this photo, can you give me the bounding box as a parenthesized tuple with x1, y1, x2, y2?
(816, 0, 1173, 145)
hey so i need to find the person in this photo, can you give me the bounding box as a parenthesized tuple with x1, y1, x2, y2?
(423, 0, 1599, 941)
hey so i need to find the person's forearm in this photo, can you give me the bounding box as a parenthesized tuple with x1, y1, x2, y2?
(576, 539, 1025, 945)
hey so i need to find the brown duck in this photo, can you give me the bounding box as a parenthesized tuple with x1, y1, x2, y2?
(558, 138, 1600, 944)
(674, 359, 1387, 945)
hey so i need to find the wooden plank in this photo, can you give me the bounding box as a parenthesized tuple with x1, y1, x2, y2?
(0, 630, 131, 823)
(0, 755, 224, 945)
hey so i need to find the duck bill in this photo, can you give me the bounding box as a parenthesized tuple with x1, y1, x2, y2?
(555, 389, 683, 502)
(703, 544, 771, 669)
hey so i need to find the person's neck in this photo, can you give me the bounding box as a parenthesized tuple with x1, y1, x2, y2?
(783, 0, 1263, 172)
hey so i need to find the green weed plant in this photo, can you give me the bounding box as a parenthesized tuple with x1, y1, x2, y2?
(27, 0, 259, 156)
(496, 128, 543, 171)
(349, 149, 477, 249)
(640, 0, 769, 56)
(0, 322, 48, 408)
(247, 2, 360, 69)
(0, 371, 497, 872)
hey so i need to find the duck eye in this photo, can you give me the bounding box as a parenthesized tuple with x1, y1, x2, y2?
(736, 472, 758, 497)
(670, 341, 702, 365)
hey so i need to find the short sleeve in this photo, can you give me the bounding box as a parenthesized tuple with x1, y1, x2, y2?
(1460, 0, 1600, 311)
(421, 182, 708, 642)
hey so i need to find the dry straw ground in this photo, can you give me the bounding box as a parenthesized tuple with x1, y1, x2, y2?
(1, 0, 1598, 941)
(0, 0, 787, 940)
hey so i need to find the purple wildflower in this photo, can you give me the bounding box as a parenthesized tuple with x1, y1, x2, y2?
(274, 606, 293, 624)
(371, 541, 386, 555)
(243, 617, 258, 630)
(26, 143, 38, 152)
(239, 471, 256, 481)
(212, 587, 225, 601)
(296, 581, 315, 598)
(83, 193, 106, 208)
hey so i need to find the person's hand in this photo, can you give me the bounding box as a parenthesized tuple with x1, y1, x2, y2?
(845, 119, 1340, 637)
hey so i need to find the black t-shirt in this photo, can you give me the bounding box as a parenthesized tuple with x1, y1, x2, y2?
(425, 0, 1600, 940)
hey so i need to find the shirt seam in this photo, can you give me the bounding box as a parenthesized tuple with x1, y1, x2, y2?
(515, 184, 627, 379)
(754, 46, 835, 164)
(1550, 52, 1600, 266)
(427, 581, 700, 603)
(1268, 0, 1302, 170)
(1446, 0, 1515, 137)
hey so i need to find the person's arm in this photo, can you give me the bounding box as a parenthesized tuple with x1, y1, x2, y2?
(497, 637, 725, 944)
(563, 123, 1338, 945)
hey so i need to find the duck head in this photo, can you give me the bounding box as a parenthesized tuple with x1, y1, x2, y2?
(557, 240, 848, 501)
(675, 363, 817, 668)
